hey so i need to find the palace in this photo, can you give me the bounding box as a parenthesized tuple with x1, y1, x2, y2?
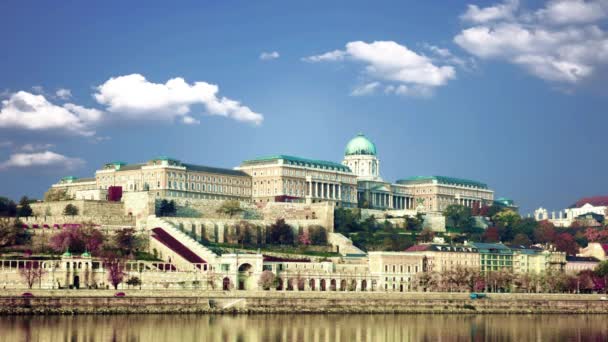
(50, 133, 494, 215)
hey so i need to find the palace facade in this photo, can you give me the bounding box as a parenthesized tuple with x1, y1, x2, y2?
(49, 133, 494, 214)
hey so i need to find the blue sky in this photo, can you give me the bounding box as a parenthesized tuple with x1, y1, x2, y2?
(0, 0, 606, 214)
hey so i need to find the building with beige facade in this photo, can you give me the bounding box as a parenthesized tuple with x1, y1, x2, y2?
(237, 155, 358, 207)
(341, 133, 494, 213)
(52, 156, 252, 202)
(48, 133, 495, 216)
(405, 244, 480, 273)
(368, 252, 427, 292)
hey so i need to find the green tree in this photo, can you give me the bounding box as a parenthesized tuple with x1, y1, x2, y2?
(595, 261, 608, 277)
(17, 196, 33, 217)
(126, 276, 142, 289)
(63, 204, 79, 216)
(405, 213, 424, 231)
(334, 208, 361, 234)
(267, 219, 294, 245)
(216, 200, 244, 218)
(309, 226, 328, 245)
(0, 218, 31, 247)
(0, 197, 17, 217)
(443, 205, 473, 232)
(113, 228, 142, 257)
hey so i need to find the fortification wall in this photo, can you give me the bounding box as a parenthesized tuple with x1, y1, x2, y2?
(20, 215, 135, 227)
(159, 217, 326, 244)
(1, 291, 607, 314)
(31, 200, 125, 218)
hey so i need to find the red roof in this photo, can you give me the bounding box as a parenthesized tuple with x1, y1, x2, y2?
(573, 196, 608, 208)
(405, 245, 430, 252)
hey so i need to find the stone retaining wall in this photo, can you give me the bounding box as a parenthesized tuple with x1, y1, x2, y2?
(31, 200, 125, 217)
(1, 291, 607, 314)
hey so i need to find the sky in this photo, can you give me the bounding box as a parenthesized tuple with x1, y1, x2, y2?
(0, 0, 606, 214)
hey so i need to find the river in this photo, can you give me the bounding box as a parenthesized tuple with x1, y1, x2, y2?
(1, 314, 606, 341)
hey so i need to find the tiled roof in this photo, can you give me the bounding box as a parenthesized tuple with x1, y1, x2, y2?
(571, 196, 608, 208)
(405, 245, 430, 252)
(566, 256, 600, 262)
(396, 176, 488, 189)
(241, 155, 351, 172)
(183, 163, 248, 177)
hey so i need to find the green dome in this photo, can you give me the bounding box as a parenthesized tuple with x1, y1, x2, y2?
(345, 133, 377, 156)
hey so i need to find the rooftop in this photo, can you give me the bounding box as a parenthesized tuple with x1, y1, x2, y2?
(570, 196, 608, 208)
(344, 133, 377, 156)
(241, 155, 351, 172)
(396, 176, 489, 189)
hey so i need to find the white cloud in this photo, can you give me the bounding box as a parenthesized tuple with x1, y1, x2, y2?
(536, 0, 608, 24)
(454, 1, 608, 83)
(350, 82, 380, 96)
(182, 116, 200, 125)
(461, 0, 519, 23)
(94, 74, 263, 125)
(20, 143, 55, 152)
(55, 88, 72, 100)
(304, 41, 456, 96)
(0, 91, 101, 136)
(259, 51, 280, 60)
(0, 151, 84, 170)
(302, 49, 346, 62)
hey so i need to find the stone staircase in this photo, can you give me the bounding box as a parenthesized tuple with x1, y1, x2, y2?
(147, 216, 218, 263)
(328, 233, 366, 256)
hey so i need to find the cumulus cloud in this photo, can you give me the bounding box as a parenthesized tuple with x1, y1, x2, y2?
(454, 0, 608, 83)
(20, 143, 55, 152)
(182, 116, 200, 125)
(302, 49, 346, 62)
(304, 41, 456, 96)
(350, 82, 381, 96)
(0, 151, 84, 170)
(461, 0, 519, 23)
(94, 74, 263, 125)
(536, 0, 608, 24)
(0, 91, 102, 136)
(55, 88, 72, 100)
(259, 51, 280, 60)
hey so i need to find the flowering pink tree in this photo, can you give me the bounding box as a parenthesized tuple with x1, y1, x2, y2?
(258, 270, 276, 290)
(103, 254, 125, 290)
(49, 223, 105, 255)
(298, 230, 311, 246)
(19, 260, 46, 289)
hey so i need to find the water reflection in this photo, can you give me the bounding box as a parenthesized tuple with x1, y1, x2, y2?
(1, 314, 607, 342)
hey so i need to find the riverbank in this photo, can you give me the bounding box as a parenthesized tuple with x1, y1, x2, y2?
(2, 290, 608, 315)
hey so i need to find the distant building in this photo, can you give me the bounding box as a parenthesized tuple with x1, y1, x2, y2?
(565, 256, 600, 274)
(534, 196, 608, 227)
(405, 244, 480, 273)
(578, 242, 608, 261)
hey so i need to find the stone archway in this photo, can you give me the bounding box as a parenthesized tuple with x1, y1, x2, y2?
(361, 280, 368, 292)
(340, 279, 347, 291)
(309, 279, 316, 291)
(320, 279, 326, 291)
(222, 277, 231, 291)
(330, 279, 337, 291)
(237, 263, 253, 290)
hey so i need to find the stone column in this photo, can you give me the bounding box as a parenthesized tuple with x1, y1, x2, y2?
(338, 184, 342, 200)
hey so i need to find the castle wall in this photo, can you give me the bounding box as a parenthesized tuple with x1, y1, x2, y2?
(31, 200, 125, 218)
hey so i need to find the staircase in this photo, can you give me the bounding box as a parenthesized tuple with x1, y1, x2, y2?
(147, 216, 218, 263)
(328, 233, 366, 256)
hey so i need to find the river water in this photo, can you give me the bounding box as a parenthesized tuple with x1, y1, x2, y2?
(1, 314, 606, 341)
